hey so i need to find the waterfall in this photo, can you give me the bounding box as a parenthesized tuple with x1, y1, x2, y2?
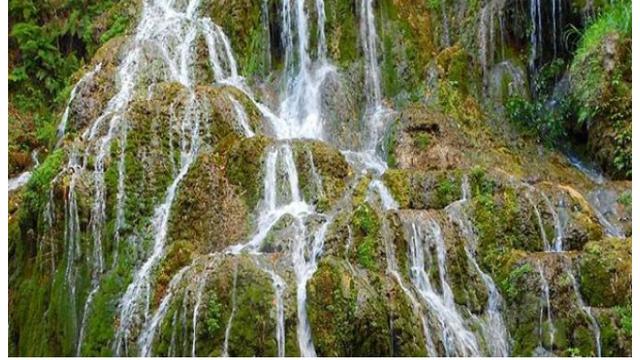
(440, 1, 451, 47)
(403, 212, 480, 356)
(191, 273, 209, 356)
(367, 179, 399, 211)
(138, 266, 190, 357)
(8, 150, 40, 193)
(114, 94, 203, 355)
(8, 171, 32, 192)
(536, 261, 556, 349)
(524, 189, 552, 251)
(445, 179, 510, 356)
(565, 263, 601, 356)
(279, 0, 333, 140)
(540, 193, 564, 252)
(529, 0, 543, 72)
(222, 264, 238, 357)
(380, 215, 436, 356)
(359, 0, 394, 159)
(228, 95, 256, 137)
(257, 262, 287, 357)
(62, 151, 83, 332)
(112, 126, 128, 268)
(57, 63, 103, 140)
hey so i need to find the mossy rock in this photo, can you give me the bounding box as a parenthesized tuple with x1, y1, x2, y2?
(151, 255, 280, 356)
(594, 306, 632, 356)
(204, 0, 271, 78)
(536, 182, 603, 251)
(577, 238, 631, 307)
(167, 151, 248, 255)
(568, 6, 631, 179)
(378, 0, 435, 104)
(225, 136, 272, 210)
(442, 223, 489, 314)
(382, 169, 463, 210)
(63, 36, 128, 136)
(307, 257, 393, 356)
(292, 140, 352, 212)
(393, 105, 466, 171)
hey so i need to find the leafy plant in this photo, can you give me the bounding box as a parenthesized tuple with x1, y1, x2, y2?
(206, 294, 223, 335)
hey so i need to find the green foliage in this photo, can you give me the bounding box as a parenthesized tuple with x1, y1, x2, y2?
(426, 0, 441, 10)
(505, 94, 569, 146)
(383, 119, 400, 168)
(206, 294, 223, 335)
(568, 0, 631, 179)
(501, 263, 532, 301)
(9, 0, 132, 155)
(574, 0, 631, 63)
(9, 0, 130, 108)
(617, 191, 631, 207)
(612, 120, 631, 178)
(434, 175, 461, 207)
(22, 149, 65, 213)
(352, 204, 380, 271)
(468, 166, 494, 197)
(566, 347, 582, 357)
(616, 303, 632, 336)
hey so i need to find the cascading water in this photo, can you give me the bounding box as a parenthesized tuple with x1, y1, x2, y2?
(445, 179, 510, 356)
(380, 213, 437, 356)
(535, 261, 556, 350)
(8, 150, 40, 192)
(222, 264, 238, 357)
(57, 63, 103, 140)
(524, 189, 552, 252)
(228, 95, 256, 137)
(540, 193, 564, 252)
(403, 212, 480, 356)
(279, 0, 333, 140)
(565, 263, 601, 357)
(138, 266, 191, 357)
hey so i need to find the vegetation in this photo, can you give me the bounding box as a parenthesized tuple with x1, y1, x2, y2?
(7, 0, 632, 357)
(9, 0, 134, 149)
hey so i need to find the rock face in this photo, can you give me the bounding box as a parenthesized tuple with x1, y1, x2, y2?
(8, 0, 631, 357)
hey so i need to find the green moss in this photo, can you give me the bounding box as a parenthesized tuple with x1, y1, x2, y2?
(352, 204, 381, 271)
(433, 173, 461, 208)
(578, 238, 631, 307)
(293, 140, 351, 212)
(413, 133, 430, 150)
(569, 0, 632, 178)
(154, 240, 195, 305)
(382, 170, 409, 208)
(500, 263, 532, 302)
(167, 152, 248, 254)
(207, 0, 269, 78)
(324, 0, 359, 67)
(224, 264, 277, 356)
(616, 303, 632, 336)
(307, 260, 357, 356)
(22, 149, 65, 215)
(80, 241, 137, 356)
(225, 136, 271, 210)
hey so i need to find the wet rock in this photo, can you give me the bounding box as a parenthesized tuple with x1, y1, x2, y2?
(167, 152, 248, 255)
(382, 169, 463, 210)
(393, 105, 465, 171)
(292, 140, 352, 212)
(577, 238, 631, 308)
